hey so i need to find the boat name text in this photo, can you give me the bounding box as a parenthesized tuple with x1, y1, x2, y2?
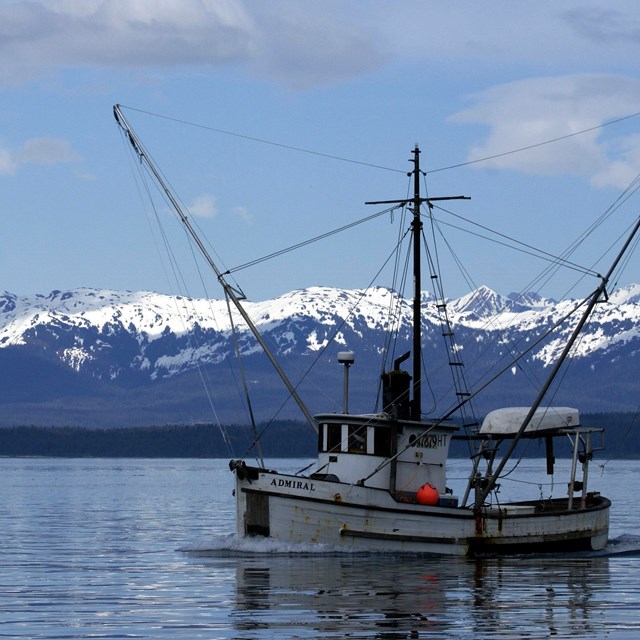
(409, 433, 448, 449)
(270, 478, 316, 491)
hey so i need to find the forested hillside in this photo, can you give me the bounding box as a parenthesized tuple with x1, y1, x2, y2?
(0, 413, 638, 458)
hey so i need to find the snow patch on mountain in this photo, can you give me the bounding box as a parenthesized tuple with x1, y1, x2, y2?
(2, 284, 640, 382)
(608, 284, 640, 305)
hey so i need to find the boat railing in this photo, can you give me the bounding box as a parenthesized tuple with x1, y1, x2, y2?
(562, 426, 605, 509)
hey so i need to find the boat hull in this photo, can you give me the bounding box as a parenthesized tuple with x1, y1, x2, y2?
(232, 465, 610, 556)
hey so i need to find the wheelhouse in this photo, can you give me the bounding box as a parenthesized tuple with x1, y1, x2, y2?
(314, 413, 458, 498)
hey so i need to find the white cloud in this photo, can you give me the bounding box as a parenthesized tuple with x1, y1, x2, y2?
(592, 133, 640, 189)
(246, 1, 383, 89)
(0, 0, 383, 89)
(2, 1, 640, 91)
(17, 137, 79, 165)
(3, 2, 640, 91)
(449, 74, 640, 189)
(0, 149, 14, 175)
(187, 193, 217, 218)
(0, 137, 79, 175)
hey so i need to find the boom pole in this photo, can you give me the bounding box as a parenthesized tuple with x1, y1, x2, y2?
(474, 215, 640, 511)
(113, 104, 318, 434)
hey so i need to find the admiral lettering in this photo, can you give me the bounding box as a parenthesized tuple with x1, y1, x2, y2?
(270, 478, 316, 491)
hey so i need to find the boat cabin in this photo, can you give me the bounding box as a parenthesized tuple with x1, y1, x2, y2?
(313, 413, 458, 500)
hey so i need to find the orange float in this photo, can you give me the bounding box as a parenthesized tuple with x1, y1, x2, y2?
(416, 483, 439, 505)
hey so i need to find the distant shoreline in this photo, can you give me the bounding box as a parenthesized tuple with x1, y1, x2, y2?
(1, 412, 638, 458)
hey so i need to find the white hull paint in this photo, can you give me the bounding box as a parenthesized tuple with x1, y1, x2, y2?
(233, 467, 610, 556)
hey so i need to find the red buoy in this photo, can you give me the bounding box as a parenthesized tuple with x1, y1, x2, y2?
(416, 483, 439, 505)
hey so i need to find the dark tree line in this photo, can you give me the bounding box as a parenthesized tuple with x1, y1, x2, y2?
(0, 421, 317, 458)
(0, 413, 638, 458)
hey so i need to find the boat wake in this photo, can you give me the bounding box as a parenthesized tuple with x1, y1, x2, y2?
(179, 534, 357, 556)
(180, 533, 640, 558)
(591, 534, 640, 557)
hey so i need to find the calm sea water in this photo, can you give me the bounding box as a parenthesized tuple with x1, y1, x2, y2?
(2, 456, 640, 639)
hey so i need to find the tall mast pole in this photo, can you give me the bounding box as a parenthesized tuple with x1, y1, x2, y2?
(411, 146, 422, 421)
(365, 146, 469, 422)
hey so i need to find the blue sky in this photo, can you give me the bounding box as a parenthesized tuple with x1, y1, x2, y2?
(2, 1, 640, 302)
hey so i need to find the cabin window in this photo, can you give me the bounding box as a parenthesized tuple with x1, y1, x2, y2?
(321, 422, 389, 456)
(374, 427, 392, 457)
(326, 423, 342, 454)
(348, 424, 366, 454)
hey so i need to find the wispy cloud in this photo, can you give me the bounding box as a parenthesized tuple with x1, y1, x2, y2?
(231, 206, 251, 223)
(187, 193, 217, 218)
(449, 74, 640, 189)
(0, 137, 79, 175)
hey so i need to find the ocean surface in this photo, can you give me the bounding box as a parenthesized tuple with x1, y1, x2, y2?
(2, 456, 640, 639)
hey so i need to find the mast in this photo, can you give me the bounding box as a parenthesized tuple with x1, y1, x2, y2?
(410, 147, 423, 420)
(366, 145, 469, 421)
(113, 104, 318, 434)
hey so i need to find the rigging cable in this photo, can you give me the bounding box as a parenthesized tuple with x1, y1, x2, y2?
(117, 104, 640, 469)
(418, 162, 640, 421)
(420, 222, 479, 454)
(226, 206, 401, 274)
(117, 104, 405, 174)
(376, 218, 412, 409)
(248, 224, 413, 443)
(424, 214, 553, 407)
(426, 110, 640, 174)
(428, 206, 599, 279)
(117, 103, 640, 177)
(225, 293, 264, 466)
(117, 126, 236, 457)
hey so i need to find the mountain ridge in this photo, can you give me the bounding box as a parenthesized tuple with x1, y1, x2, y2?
(2, 284, 639, 427)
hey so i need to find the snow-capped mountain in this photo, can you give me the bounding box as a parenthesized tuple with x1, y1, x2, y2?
(1, 284, 640, 426)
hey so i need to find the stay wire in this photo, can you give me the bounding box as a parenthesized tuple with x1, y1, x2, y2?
(250, 226, 414, 445)
(374, 208, 413, 411)
(226, 206, 401, 274)
(225, 293, 264, 465)
(422, 168, 640, 407)
(420, 223, 479, 453)
(540, 171, 640, 295)
(430, 205, 598, 279)
(415, 211, 550, 417)
(426, 109, 640, 174)
(379, 229, 409, 378)
(118, 104, 405, 174)
(119, 103, 640, 177)
(119, 127, 235, 455)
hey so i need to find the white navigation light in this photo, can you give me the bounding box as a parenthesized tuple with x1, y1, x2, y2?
(337, 351, 355, 365)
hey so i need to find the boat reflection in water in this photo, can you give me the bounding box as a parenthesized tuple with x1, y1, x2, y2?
(231, 554, 611, 638)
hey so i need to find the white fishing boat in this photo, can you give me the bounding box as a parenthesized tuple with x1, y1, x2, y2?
(115, 105, 638, 555)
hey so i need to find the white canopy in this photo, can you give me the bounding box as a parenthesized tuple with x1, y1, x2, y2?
(480, 407, 580, 436)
